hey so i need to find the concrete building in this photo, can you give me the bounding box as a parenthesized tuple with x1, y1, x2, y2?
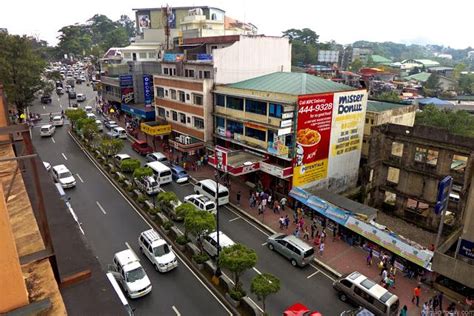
(150, 35, 291, 155)
(351, 47, 373, 64)
(362, 101, 417, 159)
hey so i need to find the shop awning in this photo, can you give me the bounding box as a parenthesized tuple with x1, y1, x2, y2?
(140, 121, 171, 136)
(208, 149, 264, 176)
(121, 103, 155, 120)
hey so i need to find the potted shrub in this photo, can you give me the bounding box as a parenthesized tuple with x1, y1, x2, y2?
(175, 235, 188, 251)
(136, 195, 147, 206)
(162, 220, 173, 233)
(192, 253, 209, 269)
(227, 288, 246, 307)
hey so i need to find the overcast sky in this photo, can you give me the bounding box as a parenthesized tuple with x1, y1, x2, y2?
(1, 0, 473, 49)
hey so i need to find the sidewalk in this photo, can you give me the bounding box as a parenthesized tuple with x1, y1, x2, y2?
(186, 164, 459, 314)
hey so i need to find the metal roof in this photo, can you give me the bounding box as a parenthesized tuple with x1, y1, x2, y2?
(404, 72, 432, 82)
(227, 72, 354, 95)
(367, 100, 413, 112)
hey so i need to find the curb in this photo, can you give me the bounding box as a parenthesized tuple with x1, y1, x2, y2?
(68, 132, 239, 316)
(189, 175, 342, 279)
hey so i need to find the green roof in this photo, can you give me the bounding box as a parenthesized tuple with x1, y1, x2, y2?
(370, 55, 391, 64)
(227, 72, 354, 95)
(404, 72, 432, 82)
(367, 100, 411, 112)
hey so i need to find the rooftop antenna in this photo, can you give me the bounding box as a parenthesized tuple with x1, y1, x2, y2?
(161, 4, 173, 50)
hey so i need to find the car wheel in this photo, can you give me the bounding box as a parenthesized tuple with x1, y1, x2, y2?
(154, 264, 159, 272)
(339, 293, 348, 302)
(291, 259, 297, 267)
(268, 243, 274, 251)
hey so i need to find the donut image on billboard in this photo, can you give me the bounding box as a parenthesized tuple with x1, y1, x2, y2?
(293, 93, 334, 187)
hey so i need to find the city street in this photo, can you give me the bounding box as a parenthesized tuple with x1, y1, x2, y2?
(29, 84, 232, 315)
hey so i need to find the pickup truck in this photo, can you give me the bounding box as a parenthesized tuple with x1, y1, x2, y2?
(132, 140, 153, 155)
(134, 176, 160, 195)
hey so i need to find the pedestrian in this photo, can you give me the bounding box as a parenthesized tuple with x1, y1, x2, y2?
(367, 248, 373, 266)
(297, 207, 302, 220)
(381, 268, 388, 283)
(313, 234, 321, 247)
(399, 305, 408, 316)
(279, 216, 285, 230)
(249, 194, 255, 208)
(437, 291, 444, 311)
(261, 197, 267, 210)
(280, 197, 287, 211)
(421, 301, 429, 316)
(411, 285, 421, 307)
(319, 242, 325, 256)
(293, 209, 298, 224)
(321, 229, 327, 243)
(389, 265, 396, 276)
(267, 194, 272, 209)
(284, 215, 290, 230)
(293, 226, 300, 238)
(258, 202, 263, 215)
(303, 226, 310, 240)
(298, 217, 305, 230)
(332, 226, 337, 242)
(236, 191, 241, 206)
(310, 222, 315, 239)
(432, 294, 439, 311)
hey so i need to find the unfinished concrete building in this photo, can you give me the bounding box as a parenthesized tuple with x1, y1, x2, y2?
(365, 123, 474, 232)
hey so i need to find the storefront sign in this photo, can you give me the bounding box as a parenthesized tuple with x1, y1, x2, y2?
(120, 75, 133, 87)
(228, 162, 260, 176)
(280, 120, 292, 128)
(143, 74, 154, 107)
(120, 75, 134, 104)
(196, 54, 213, 62)
(293, 93, 334, 187)
(215, 146, 228, 172)
(278, 128, 291, 136)
(458, 239, 474, 260)
(260, 162, 292, 178)
(245, 122, 267, 131)
(267, 134, 289, 157)
(282, 112, 294, 119)
(140, 123, 171, 136)
(163, 53, 184, 62)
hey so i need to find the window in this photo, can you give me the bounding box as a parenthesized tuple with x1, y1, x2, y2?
(216, 116, 225, 128)
(199, 71, 203, 79)
(157, 87, 165, 98)
(165, 89, 169, 97)
(414, 147, 428, 162)
(215, 94, 225, 107)
(387, 167, 400, 184)
(187, 117, 191, 124)
(269, 103, 283, 118)
(172, 111, 177, 121)
(365, 118, 369, 124)
(158, 107, 165, 117)
(246, 99, 267, 115)
(245, 127, 266, 141)
(354, 287, 374, 304)
(227, 119, 243, 135)
(451, 154, 468, 173)
(186, 94, 190, 101)
(340, 280, 352, 288)
(163, 68, 169, 75)
(211, 45, 218, 50)
(179, 113, 186, 124)
(204, 71, 211, 79)
(170, 89, 177, 100)
(124, 52, 131, 59)
(391, 142, 403, 157)
(426, 150, 438, 166)
(193, 94, 203, 105)
(178, 90, 185, 102)
(227, 96, 244, 111)
(185, 69, 195, 78)
(139, 52, 147, 59)
(193, 117, 204, 129)
(166, 111, 169, 117)
(148, 52, 157, 59)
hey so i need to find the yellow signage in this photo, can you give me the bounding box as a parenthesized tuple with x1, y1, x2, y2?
(140, 123, 171, 136)
(292, 159, 328, 187)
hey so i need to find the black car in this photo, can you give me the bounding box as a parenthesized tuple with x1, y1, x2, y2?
(41, 95, 52, 104)
(68, 91, 76, 99)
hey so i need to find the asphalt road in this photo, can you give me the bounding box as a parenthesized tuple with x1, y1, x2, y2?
(29, 83, 232, 316)
(31, 81, 351, 315)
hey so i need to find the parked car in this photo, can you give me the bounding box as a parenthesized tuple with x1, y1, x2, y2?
(107, 126, 127, 139)
(52, 164, 76, 189)
(170, 165, 189, 183)
(86, 113, 96, 120)
(104, 119, 118, 129)
(138, 229, 178, 273)
(76, 93, 86, 102)
(114, 154, 131, 167)
(184, 194, 216, 215)
(134, 176, 160, 195)
(85, 105, 93, 113)
(95, 119, 103, 132)
(267, 233, 315, 267)
(40, 124, 55, 137)
(283, 303, 322, 316)
(41, 95, 52, 104)
(145, 152, 169, 163)
(202, 231, 235, 258)
(132, 140, 153, 155)
(56, 87, 64, 95)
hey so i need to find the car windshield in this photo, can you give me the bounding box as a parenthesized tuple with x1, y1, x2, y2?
(153, 244, 171, 257)
(178, 171, 188, 176)
(206, 203, 215, 210)
(125, 267, 146, 283)
(59, 171, 72, 179)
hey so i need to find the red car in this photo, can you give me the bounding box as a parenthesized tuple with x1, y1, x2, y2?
(132, 140, 153, 155)
(283, 303, 322, 316)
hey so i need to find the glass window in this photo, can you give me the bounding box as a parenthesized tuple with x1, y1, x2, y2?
(227, 96, 244, 111)
(187, 117, 191, 123)
(245, 127, 266, 141)
(172, 111, 177, 121)
(170, 89, 176, 100)
(166, 111, 169, 117)
(216, 116, 225, 128)
(269, 103, 283, 118)
(157, 87, 165, 98)
(186, 93, 190, 101)
(124, 52, 131, 59)
(193, 117, 204, 129)
(215, 94, 225, 107)
(227, 119, 243, 134)
(178, 90, 185, 102)
(148, 52, 157, 59)
(204, 71, 211, 79)
(246, 99, 267, 115)
(193, 94, 203, 105)
(172, 68, 176, 76)
(139, 52, 147, 59)
(163, 68, 169, 75)
(185, 69, 195, 78)
(179, 113, 186, 123)
(158, 107, 165, 117)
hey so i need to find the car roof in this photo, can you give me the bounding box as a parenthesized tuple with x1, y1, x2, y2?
(208, 231, 234, 247)
(41, 124, 53, 128)
(52, 164, 69, 172)
(171, 165, 186, 172)
(150, 152, 166, 158)
(115, 154, 131, 159)
(141, 229, 166, 247)
(53, 115, 62, 119)
(198, 179, 228, 193)
(284, 234, 313, 250)
(114, 127, 125, 131)
(114, 249, 140, 271)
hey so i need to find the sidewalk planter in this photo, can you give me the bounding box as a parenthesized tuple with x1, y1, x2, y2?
(162, 220, 173, 234)
(115, 172, 126, 183)
(241, 296, 262, 316)
(186, 242, 200, 256)
(169, 226, 181, 240)
(175, 235, 188, 252)
(225, 291, 244, 308)
(123, 180, 133, 193)
(192, 253, 209, 270)
(156, 212, 168, 225)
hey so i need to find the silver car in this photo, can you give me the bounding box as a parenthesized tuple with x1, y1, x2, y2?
(267, 233, 315, 267)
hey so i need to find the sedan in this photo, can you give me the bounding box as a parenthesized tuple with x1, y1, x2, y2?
(145, 152, 169, 163)
(104, 120, 117, 129)
(284, 303, 322, 316)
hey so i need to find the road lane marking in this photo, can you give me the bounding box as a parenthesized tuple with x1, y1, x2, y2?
(96, 201, 106, 215)
(252, 267, 262, 275)
(223, 205, 270, 237)
(261, 242, 267, 246)
(60, 104, 63, 108)
(61, 153, 68, 160)
(228, 216, 241, 222)
(51, 137, 56, 144)
(309, 263, 336, 281)
(306, 270, 320, 279)
(76, 173, 84, 183)
(42, 106, 45, 110)
(68, 131, 232, 315)
(172, 306, 181, 316)
(247, 297, 264, 313)
(125, 242, 132, 250)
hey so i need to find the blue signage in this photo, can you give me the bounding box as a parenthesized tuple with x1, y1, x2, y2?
(119, 74, 133, 87)
(197, 54, 213, 62)
(143, 74, 154, 107)
(163, 53, 184, 62)
(458, 239, 474, 260)
(435, 176, 453, 215)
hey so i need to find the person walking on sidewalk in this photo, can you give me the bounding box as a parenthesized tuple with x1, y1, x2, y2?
(284, 215, 290, 230)
(303, 226, 310, 241)
(367, 248, 373, 266)
(310, 222, 316, 239)
(249, 194, 255, 208)
(319, 241, 325, 256)
(411, 285, 421, 307)
(437, 291, 444, 311)
(236, 191, 241, 206)
(258, 201, 264, 215)
(267, 194, 272, 209)
(280, 197, 287, 211)
(279, 216, 285, 230)
(399, 305, 407, 316)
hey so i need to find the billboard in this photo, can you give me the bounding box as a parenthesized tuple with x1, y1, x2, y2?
(215, 146, 229, 172)
(143, 74, 154, 107)
(138, 13, 151, 33)
(293, 90, 368, 191)
(120, 75, 134, 104)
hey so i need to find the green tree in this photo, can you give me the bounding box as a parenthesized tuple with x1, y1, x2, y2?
(118, 15, 136, 39)
(65, 108, 87, 128)
(423, 73, 441, 97)
(0, 33, 46, 112)
(458, 73, 474, 94)
(99, 138, 124, 157)
(349, 58, 363, 72)
(120, 158, 141, 173)
(175, 203, 198, 236)
(416, 105, 474, 137)
(133, 166, 153, 179)
(453, 63, 466, 80)
(45, 70, 62, 82)
(218, 243, 257, 295)
(282, 28, 320, 65)
(250, 273, 281, 313)
(184, 210, 216, 253)
(78, 118, 99, 141)
(375, 91, 401, 103)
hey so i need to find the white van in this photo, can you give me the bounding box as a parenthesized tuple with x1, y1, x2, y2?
(40, 124, 56, 137)
(202, 231, 235, 258)
(194, 179, 229, 205)
(333, 271, 399, 316)
(85, 105, 93, 113)
(52, 115, 64, 126)
(138, 229, 178, 273)
(110, 249, 152, 299)
(146, 161, 172, 185)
